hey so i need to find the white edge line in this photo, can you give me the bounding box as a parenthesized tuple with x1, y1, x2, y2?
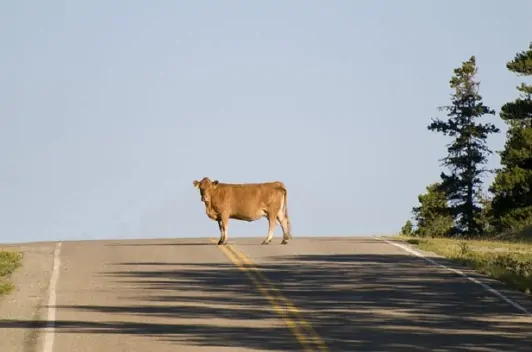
(374, 236, 531, 316)
(43, 242, 62, 352)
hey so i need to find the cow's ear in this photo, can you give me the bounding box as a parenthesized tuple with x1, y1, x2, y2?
(213, 180, 219, 186)
(193, 180, 199, 188)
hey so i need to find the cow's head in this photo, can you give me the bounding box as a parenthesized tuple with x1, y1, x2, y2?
(193, 177, 219, 203)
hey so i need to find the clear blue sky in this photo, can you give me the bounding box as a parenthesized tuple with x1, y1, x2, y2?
(2, 1, 531, 244)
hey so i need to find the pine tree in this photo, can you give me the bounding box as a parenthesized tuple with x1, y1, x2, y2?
(400, 220, 414, 236)
(490, 43, 532, 233)
(411, 182, 453, 237)
(475, 191, 494, 235)
(428, 56, 500, 237)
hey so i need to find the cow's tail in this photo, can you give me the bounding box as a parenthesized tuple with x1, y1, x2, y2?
(283, 188, 292, 239)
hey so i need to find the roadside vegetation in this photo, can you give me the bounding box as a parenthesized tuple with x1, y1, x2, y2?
(391, 234, 532, 296)
(398, 42, 532, 296)
(0, 250, 23, 295)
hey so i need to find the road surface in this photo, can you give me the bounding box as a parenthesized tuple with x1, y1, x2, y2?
(1, 236, 531, 351)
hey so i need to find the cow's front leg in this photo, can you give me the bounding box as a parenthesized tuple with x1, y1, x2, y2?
(217, 221, 224, 245)
(261, 215, 276, 245)
(219, 216, 229, 245)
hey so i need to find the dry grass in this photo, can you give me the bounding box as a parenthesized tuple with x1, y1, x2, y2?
(0, 250, 23, 295)
(390, 235, 532, 296)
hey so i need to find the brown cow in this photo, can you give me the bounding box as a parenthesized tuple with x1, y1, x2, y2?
(192, 177, 292, 245)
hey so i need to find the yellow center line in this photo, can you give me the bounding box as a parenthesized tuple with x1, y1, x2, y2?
(210, 238, 328, 351)
(227, 244, 328, 352)
(210, 239, 313, 352)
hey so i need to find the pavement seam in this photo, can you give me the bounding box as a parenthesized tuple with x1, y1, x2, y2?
(375, 236, 532, 316)
(211, 239, 327, 351)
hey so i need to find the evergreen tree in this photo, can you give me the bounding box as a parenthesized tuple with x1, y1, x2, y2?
(490, 42, 532, 233)
(476, 191, 495, 235)
(412, 182, 453, 237)
(428, 56, 500, 237)
(400, 220, 414, 236)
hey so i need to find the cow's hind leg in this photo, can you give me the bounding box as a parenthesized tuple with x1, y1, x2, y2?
(277, 213, 290, 245)
(261, 214, 276, 245)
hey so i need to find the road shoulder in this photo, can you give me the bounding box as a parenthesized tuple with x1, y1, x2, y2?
(0, 242, 57, 352)
(378, 236, 532, 317)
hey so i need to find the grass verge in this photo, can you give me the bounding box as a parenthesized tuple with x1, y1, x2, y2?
(390, 235, 532, 296)
(0, 250, 23, 295)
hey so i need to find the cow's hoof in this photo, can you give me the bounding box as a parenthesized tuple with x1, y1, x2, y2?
(217, 240, 224, 245)
(261, 240, 270, 245)
(281, 239, 288, 245)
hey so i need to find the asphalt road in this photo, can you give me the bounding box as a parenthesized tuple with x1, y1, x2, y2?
(1, 236, 531, 352)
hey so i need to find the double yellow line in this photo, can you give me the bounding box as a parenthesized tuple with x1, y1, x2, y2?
(211, 239, 328, 352)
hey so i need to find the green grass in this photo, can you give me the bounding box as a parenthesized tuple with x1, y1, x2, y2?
(390, 235, 532, 296)
(0, 250, 23, 295)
